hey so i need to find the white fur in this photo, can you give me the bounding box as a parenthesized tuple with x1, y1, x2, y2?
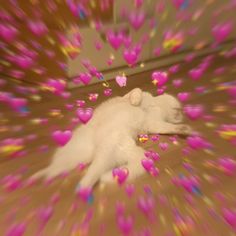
(32, 88, 191, 188)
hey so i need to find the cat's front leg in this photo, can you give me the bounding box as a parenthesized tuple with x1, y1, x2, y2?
(145, 120, 192, 135)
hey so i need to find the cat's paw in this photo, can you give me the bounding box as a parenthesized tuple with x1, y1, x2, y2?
(75, 184, 94, 204)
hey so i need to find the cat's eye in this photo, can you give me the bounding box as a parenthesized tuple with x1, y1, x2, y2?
(173, 107, 182, 111)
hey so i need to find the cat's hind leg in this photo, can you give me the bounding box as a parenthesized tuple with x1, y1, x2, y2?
(31, 126, 95, 180)
(78, 145, 115, 188)
(100, 142, 146, 184)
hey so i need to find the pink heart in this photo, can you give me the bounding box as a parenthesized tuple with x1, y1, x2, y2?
(28, 20, 48, 36)
(88, 93, 98, 102)
(144, 151, 152, 158)
(37, 206, 53, 223)
(94, 41, 102, 50)
(218, 157, 236, 176)
(0, 79, 6, 87)
(149, 167, 159, 177)
(156, 1, 166, 13)
(185, 54, 195, 63)
(107, 58, 114, 66)
(195, 86, 206, 94)
(5, 223, 26, 236)
(3, 175, 22, 192)
(134, 0, 144, 8)
(129, 11, 145, 30)
(72, 76, 81, 84)
(60, 91, 71, 99)
(141, 159, 154, 171)
(76, 108, 93, 124)
(13, 55, 34, 69)
(9, 98, 27, 110)
(212, 22, 232, 43)
(46, 79, 66, 95)
(225, 47, 236, 58)
(144, 151, 160, 161)
(123, 49, 138, 65)
(52, 130, 72, 146)
(214, 67, 225, 75)
(182, 147, 191, 155)
(199, 61, 210, 71)
(153, 47, 161, 56)
(172, 0, 185, 9)
(183, 162, 193, 172)
(157, 88, 165, 95)
(172, 79, 183, 88)
(116, 202, 126, 216)
(184, 104, 204, 120)
(45, 50, 55, 58)
(104, 88, 112, 96)
(76, 186, 93, 202)
(203, 114, 214, 121)
(177, 13, 191, 24)
(177, 92, 190, 102)
(159, 142, 168, 151)
(115, 75, 127, 87)
(133, 43, 142, 54)
(179, 177, 196, 193)
(50, 193, 61, 205)
(0, 23, 18, 42)
(222, 208, 236, 231)
(227, 86, 236, 98)
(152, 71, 168, 87)
(67, 0, 79, 16)
(187, 136, 212, 150)
(112, 167, 129, 185)
(123, 35, 132, 48)
(79, 73, 92, 85)
(76, 100, 86, 107)
(150, 151, 160, 161)
(94, 71, 103, 80)
(125, 184, 135, 197)
(169, 64, 180, 74)
(149, 17, 156, 29)
(106, 31, 123, 50)
(137, 196, 155, 215)
(188, 68, 203, 80)
(65, 104, 74, 110)
(164, 31, 183, 52)
(150, 135, 159, 142)
(117, 215, 134, 235)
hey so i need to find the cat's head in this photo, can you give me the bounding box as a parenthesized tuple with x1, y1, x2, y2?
(124, 88, 183, 123)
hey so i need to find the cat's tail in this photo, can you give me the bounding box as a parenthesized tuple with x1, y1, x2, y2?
(30, 167, 50, 180)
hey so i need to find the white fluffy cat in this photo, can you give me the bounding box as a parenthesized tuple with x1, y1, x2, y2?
(32, 88, 192, 188)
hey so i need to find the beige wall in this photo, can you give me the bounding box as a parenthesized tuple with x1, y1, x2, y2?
(67, 0, 236, 78)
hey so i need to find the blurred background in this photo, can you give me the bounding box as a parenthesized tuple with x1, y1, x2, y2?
(0, 0, 236, 236)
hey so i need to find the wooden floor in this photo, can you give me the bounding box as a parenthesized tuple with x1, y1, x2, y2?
(0, 52, 236, 236)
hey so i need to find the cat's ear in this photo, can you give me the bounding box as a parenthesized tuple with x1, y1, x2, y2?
(124, 88, 142, 106)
